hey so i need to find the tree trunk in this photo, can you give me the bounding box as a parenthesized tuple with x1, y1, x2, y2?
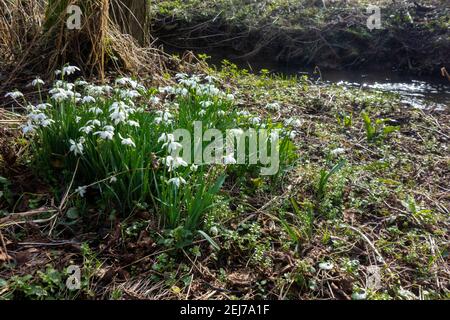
(110, 0, 150, 46)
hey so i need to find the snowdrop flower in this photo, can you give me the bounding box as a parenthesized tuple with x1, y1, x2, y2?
(167, 177, 186, 188)
(159, 86, 174, 94)
(110, 109, 127, 125)
(75, 80, 89, 86)
(120, 89, 140, 99)
(190, 164, 198, 172)
(223, 153, 237, 165)
(237, 110, 250, 117)
(94, 126, 114, 140)
(226, 94, 235, 101)
(149, 96, 160, 105)
(115, 77, 138, 88)
(158, 133, 173, 143)
(198, 109, 207, 117)
(82, 96, 96, 104)
(199, 101, 213, 108)
(31, 78, 45, 87)
(75, 116, 81, 123)
(127, 120, 140, 127)
(74, 186, 87, 197)
(88, 107, 103, 115)
(86, 119, 101, 127)
(217, 110, 225, 116)
(175, 73, 188, 80)
(249, 117, 261, 125)
(330, 148, 345, 156)
(164, 156, 188, 172)
(69, 137, 85, 156)
(266, 102, 280, 111)
(289, 131, 297, 139)
(35, 103, 51, 110)
(318, 262, 334, 271)
(154, 110, 173, 125)
(109, 176, 117, 184)
(204, 75, 216, 83)
(21, 121, 36, 135)
(55, 69, 62, 76)
(40, 118, 55, 127)
(284, 117, 302, 127)
(62, 65, 80, 76)
(119, 134, 136, 148)
(5, 91, 24, 99)
(80, 125, 94, 134)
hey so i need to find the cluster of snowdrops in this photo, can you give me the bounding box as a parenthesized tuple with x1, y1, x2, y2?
(5, 65, 299, 242)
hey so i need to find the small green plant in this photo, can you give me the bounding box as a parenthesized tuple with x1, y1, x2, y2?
(336, 112, 352, 129)
(317, 160, 346, 201)
(362, 112, 400, 143)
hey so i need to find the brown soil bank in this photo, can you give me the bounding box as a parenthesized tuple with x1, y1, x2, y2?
(150, 0, 449, 76)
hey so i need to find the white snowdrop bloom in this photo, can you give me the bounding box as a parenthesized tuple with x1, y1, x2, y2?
(204, 75, 216, 83)
(51, 91, 69, 102)
(35, 103, 51, 110)
(54, 69, 62, 76)
(28, 112, 47, 122)
(120, 89, 140, 99)
(352, 292, 367, 300)
(266, 102, 280, 111)
(86, 119, 101, 127)
(110, 109, 127, 125)
(21, 121, 36, 135)
(149, 96, 160, 105)
(82, 96, 96, 104)
(79, 125, 94, 134)
(115, 77, 138, 89)
(88, 107, 103, 115)
(164, 141, 182, 153)
(31, 78, 45, 87)
(75, 80, 89, 86)
(198, 109, 207, 116)
(5, 91, 24, 99)
(127, 120, 140, 127)
(175, 87, 188, 96)
(164, 156, 188, 172)
(101, 85, 113, 93)
(167, 177, 186, 188)
(74, 186, 87, 197)
(75, 116, 81, 123)
(69, 137, 85, 156)
(330, 147, 345, 156)
(109, 176, 117, 184)
(318, 262, 334, 271)
(158, 133, 174, 143)
(159, 86, 174, 94)
(154, 110, 173, 125)
(223, 154, 237, 165)
(226, 94, 235, 101)
(119, 134, 136, 148)
(175, 73, 188, 80)
(284, 117, 302, 127)
(289, 131, 297, 139)
(200, 101, 213, 108)
(217, 110, 225, 116)
(237, 110, 250, 116)
(40, 118, 55, 127)
(249, 117, 261, 125)
(190, 164, 198, 172)
(94, 126, 115, 140)
(62, 65, 80, 76)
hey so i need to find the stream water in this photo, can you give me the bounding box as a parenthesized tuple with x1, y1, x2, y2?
(201, 51, 450, 110)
